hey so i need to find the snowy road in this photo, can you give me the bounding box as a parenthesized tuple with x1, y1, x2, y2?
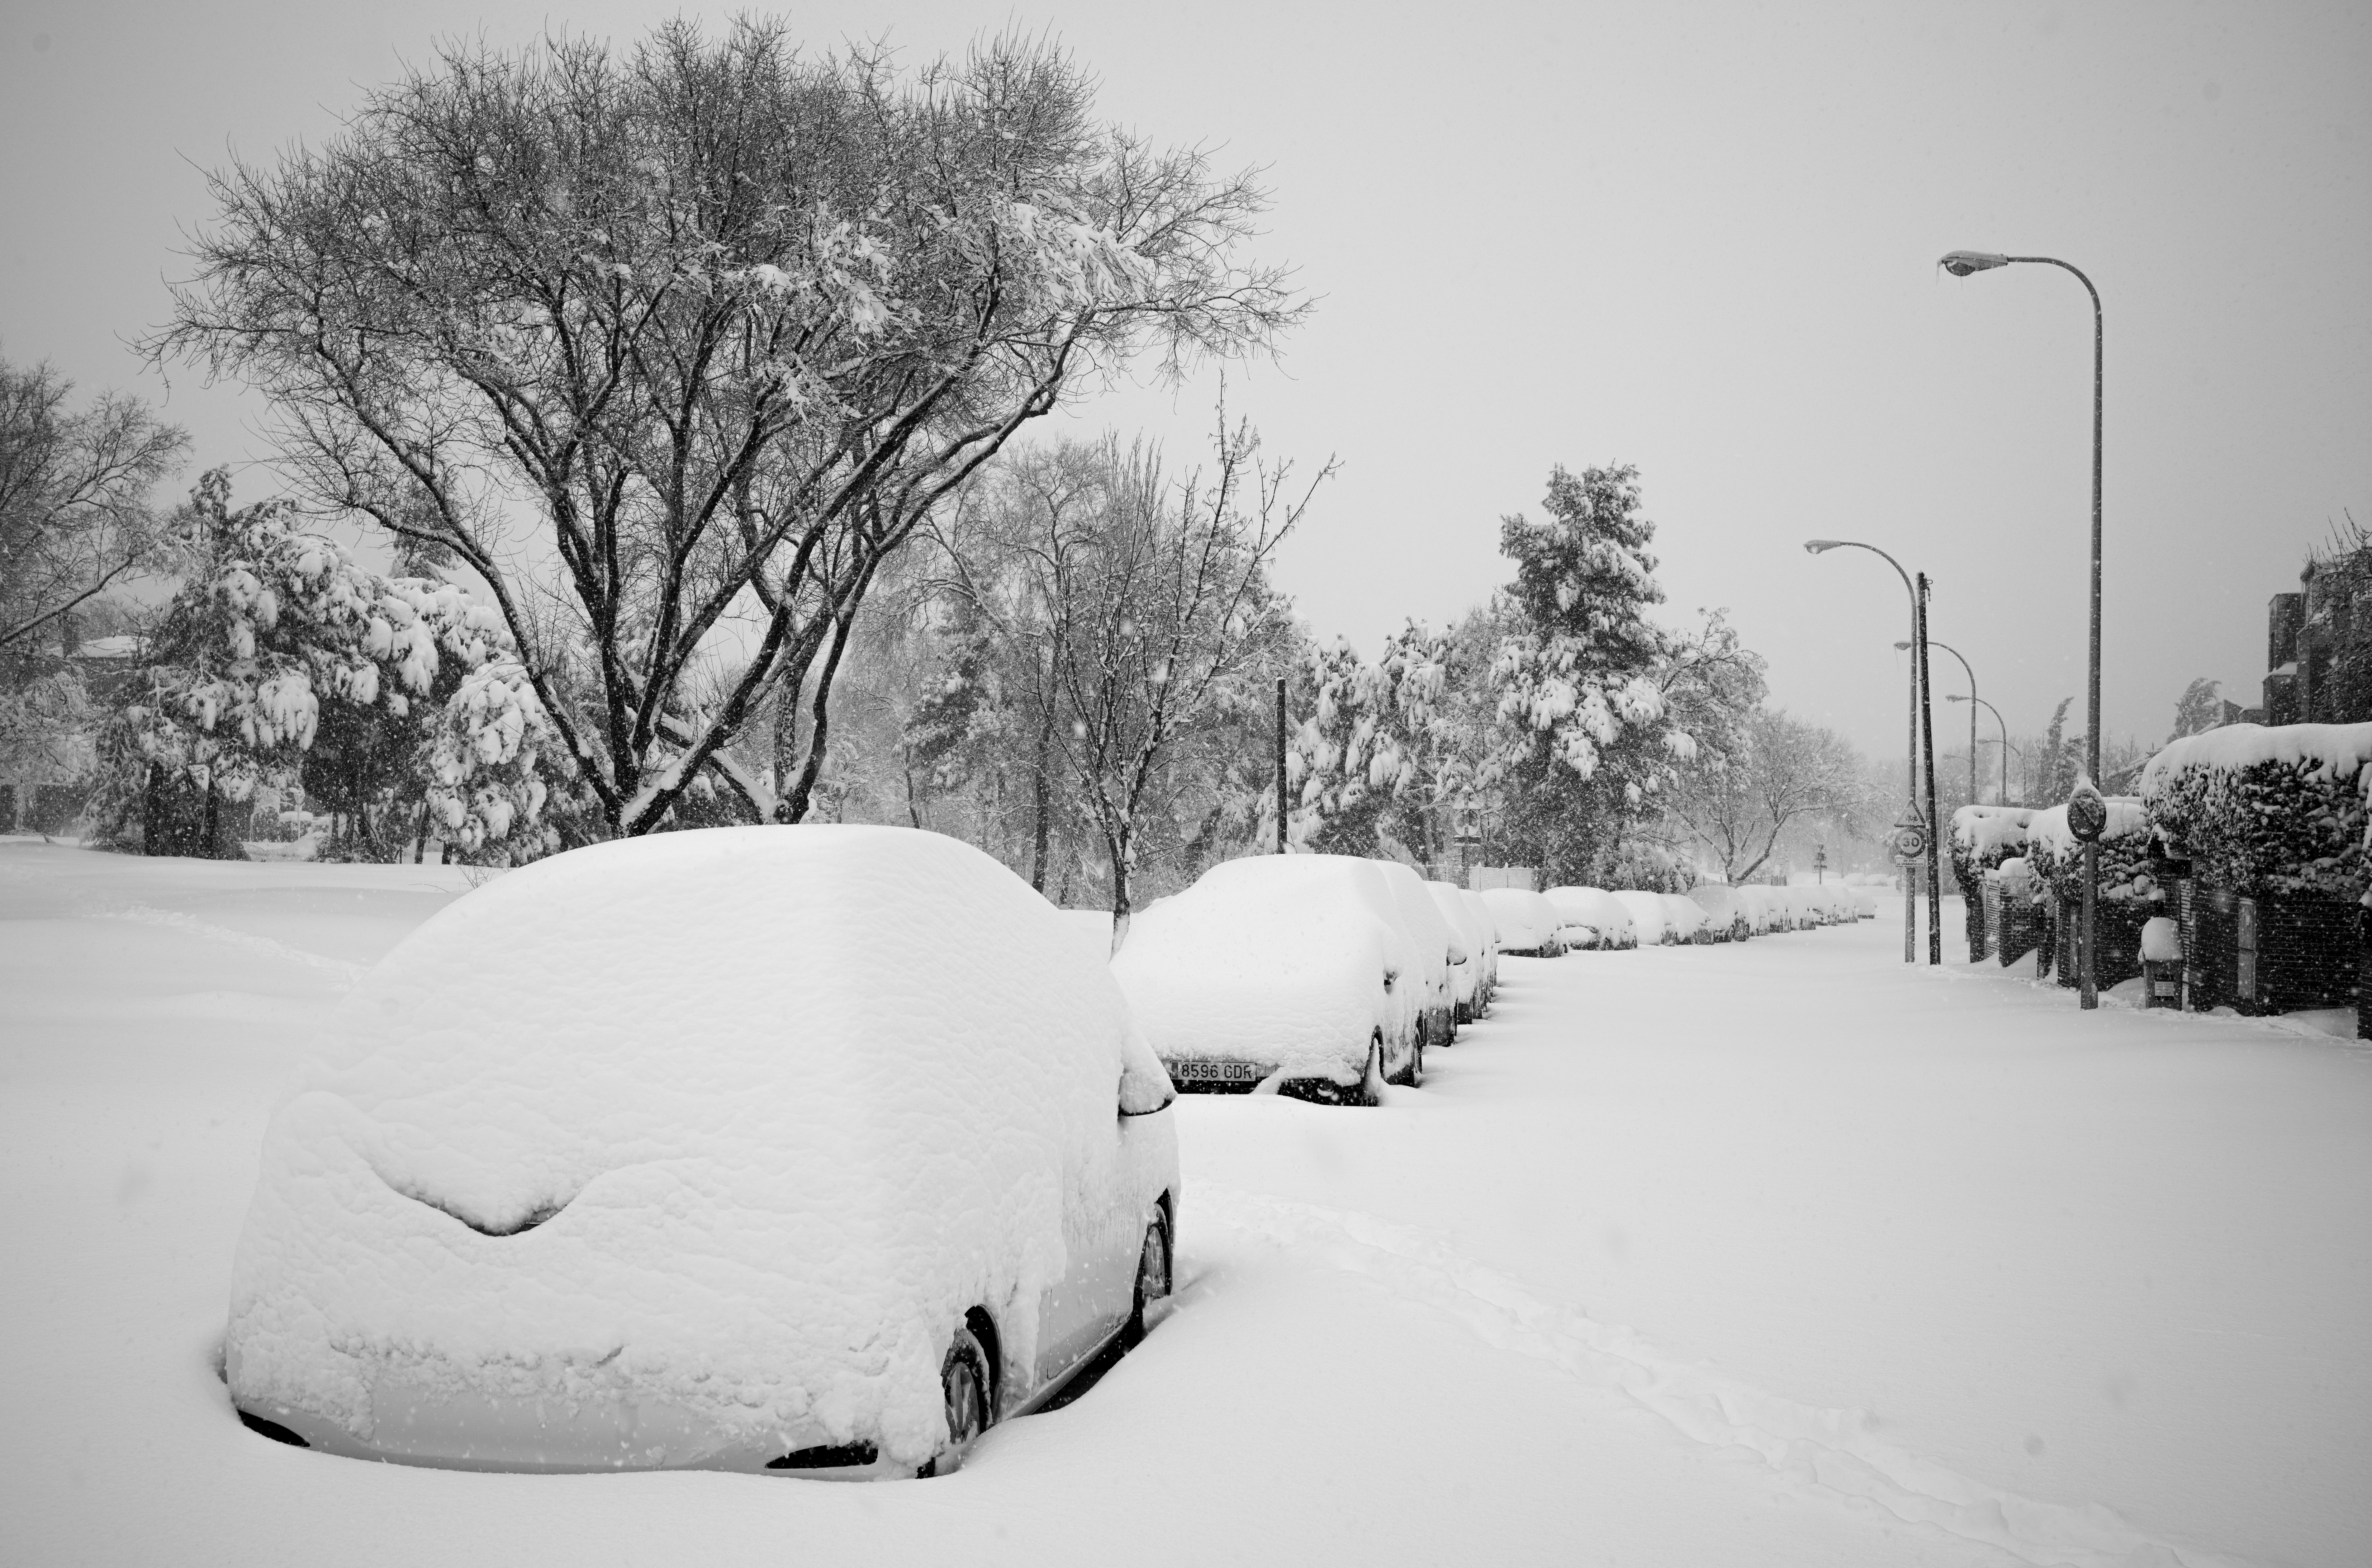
(3, 841, 2367, 1566)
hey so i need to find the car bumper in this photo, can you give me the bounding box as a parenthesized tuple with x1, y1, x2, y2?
(235, 1379, 904, 1477)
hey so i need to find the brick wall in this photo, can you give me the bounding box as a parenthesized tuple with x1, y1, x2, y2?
(1997, 890, 2042, 967)
(2251, 896, 2360, 1013)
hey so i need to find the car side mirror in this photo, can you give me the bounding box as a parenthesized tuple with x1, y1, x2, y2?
(1119, 1058, 1176, 1117)
(1117, 1029, 1176, 1117)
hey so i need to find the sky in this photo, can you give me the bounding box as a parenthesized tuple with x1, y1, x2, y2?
(2, 0, 2365, 762)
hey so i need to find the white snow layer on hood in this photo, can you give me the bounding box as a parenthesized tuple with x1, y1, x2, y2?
(226, 825, 1157, 1467)
(1112, 855, 1415, 1077)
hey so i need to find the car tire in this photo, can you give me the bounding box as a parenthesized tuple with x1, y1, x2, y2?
(1123, 1211, 1173, 1347)
(919, 1323, 994, 1478)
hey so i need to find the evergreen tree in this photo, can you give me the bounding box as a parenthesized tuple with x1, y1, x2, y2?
(90, 470, 557, 861)
(2168, 677, 2228, 742)
(1487, 464, 1696, 884)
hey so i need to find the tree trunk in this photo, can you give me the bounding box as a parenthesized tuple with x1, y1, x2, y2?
(413, 800, 430, 864)
(1107, 829, 1132, 956)
(143, 765, 159, 856)
(1028, 707, 1055, 892)
(203, 780, 220, 859)
(782, 614, 853, 824)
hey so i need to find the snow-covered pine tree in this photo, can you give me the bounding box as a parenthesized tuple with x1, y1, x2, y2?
(1292, 621, 1465, 862)
(93, 471, 558, 861)
(1488, 464, 1697, 885)
(2168, 678, 2229, 742)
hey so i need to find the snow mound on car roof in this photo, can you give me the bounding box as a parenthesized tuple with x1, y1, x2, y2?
(227, 825, 1144, 1467)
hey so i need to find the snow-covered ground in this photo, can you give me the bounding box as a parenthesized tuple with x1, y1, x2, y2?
(4, 839, 2366, 1567)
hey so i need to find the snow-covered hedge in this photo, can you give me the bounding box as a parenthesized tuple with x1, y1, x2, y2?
(2024, 798, 2162, 908)
(1948, 805, 2031, 907)
(2139, 723, 2372, 900)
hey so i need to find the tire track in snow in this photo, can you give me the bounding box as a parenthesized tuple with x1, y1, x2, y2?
(1195, 1185, 2245, 1568)
(101, 902, 367, 988)
(0, 863, 365, 989)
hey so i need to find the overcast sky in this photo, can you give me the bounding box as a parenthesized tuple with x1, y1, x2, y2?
(3, 0, 2365, 762)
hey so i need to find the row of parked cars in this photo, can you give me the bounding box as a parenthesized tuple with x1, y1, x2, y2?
(1105, 860, 1877, 1105)
(222, 828, 1876, 1489)
(1478, 881, 1878, 954)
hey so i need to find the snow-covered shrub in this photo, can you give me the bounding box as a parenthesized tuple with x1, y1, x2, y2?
(1948, 805, 2031, 898)
(2140, 722, 2372, 900)
(2026, 798, 2160, 908)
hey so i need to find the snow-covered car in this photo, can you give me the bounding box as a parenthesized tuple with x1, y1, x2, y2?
(1459, 889, 1503, 1003)
(1852, 887, 1880, 919)
(1543, 886, 1638, 951)
(1611, 889, 1675, 945)
(1658, 893, 1714, 944)
(1433, 873, 1489, 1020)
(1428, 880, 1495, 1022)
(1480, 886, 1567, 956)
(1686, 884, 1751, 941)
(1056, 906, 1116, 965)
(225, 826, 1180, 1480)
(1113, 853, 1424, 1100)
(1377, 860, 1462, 1045)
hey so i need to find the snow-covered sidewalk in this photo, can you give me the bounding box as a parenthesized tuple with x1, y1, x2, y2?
(3, 842, 2365, 1566)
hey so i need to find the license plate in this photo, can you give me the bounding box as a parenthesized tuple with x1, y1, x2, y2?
(1170, 1059, 1263, 1083)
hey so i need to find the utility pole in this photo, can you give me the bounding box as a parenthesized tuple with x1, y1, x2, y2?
(1275, 676, 1288, 854)
(1918, 573, 1942, 965)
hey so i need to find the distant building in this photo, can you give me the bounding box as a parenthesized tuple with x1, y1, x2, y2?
(2259, 548, 2372, 726)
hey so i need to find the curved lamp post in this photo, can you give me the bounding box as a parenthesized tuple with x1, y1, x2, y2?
(1805, 538, 1928, 963)
(1901, 637, 1980, 805)
(1946, 692, 2010, 805)
(1939, 248, 2104, 1008)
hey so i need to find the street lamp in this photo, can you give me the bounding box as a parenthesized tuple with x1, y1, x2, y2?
(1939, 247, 2104, 1008)
(1805, 538, 1927, 963)
(1900, 637, 1980, 807)
(1946, 692, 2011, 806)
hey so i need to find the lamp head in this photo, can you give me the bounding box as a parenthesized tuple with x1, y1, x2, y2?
(1893, 640, 1913, 651)
(1939, 249, 2010, 277)
(1945, 694, 1969, 703)
(1803, 539, 1843, 554)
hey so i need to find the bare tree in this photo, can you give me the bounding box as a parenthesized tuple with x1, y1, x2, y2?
(1668, 708, 1866, 883)
(150, 21, 1300, 838)
(0, 355, 188, 652)
(933, 420, 1322, 946)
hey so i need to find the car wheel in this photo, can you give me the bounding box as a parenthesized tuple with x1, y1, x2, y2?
(920, 1323, 993, 1477)
(1124, 1211, 1173, 1346)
